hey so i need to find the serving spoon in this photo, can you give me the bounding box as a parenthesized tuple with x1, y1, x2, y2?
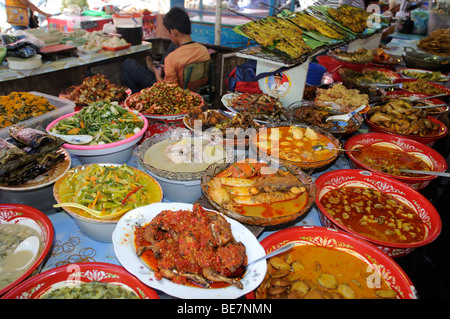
(13, 236, 40, 270)
(48, 132, 93, 145)
(246, 242, 295, 269)
(53, 203, 125, 220)
(398, 169, 450, 178)
(312, 144, 360, 153)
(325, 104, 369, 122)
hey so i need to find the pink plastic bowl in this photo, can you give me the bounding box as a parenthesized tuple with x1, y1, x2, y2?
(46, 111, 148, 164)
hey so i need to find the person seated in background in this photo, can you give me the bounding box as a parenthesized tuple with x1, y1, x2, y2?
(121, 7, 211, 94)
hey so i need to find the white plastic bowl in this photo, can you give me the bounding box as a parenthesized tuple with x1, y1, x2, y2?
(146, 170, 202, 203)
(46, 112, 148, 164)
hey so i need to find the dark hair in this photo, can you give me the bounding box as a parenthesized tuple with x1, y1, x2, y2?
(163, 7, 191, 35)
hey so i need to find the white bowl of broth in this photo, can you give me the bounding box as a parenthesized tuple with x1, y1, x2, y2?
(0, 204, 53, 296)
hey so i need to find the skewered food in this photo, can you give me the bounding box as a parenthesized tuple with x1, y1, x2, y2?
(239, 17, 311, 60)
(0, 126, 64, 185)
(289, 11, 346, 39)
(326, 5, 371, 33)
(135, 204, 246, 288)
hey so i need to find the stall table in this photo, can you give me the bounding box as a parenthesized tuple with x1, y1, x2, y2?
(0, 42, 152, 96)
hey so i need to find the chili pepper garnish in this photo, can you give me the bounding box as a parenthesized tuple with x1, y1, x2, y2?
(122, 185, 143, 205)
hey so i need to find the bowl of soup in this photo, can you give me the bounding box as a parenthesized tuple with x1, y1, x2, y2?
(314, 169, 442, 257)
(2, 262, 160, 299)
(0, 204, 54, 296)
(248, 226, 417, 299)
(251, 122, 341, 171)
(344, 132, 448, 190)
(137, 130, 231, 203)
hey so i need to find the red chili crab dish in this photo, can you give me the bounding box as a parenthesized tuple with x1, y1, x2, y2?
(134, 204, 247, 289)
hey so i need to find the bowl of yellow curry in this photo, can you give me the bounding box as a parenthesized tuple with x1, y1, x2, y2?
(251, 122, 341, 171)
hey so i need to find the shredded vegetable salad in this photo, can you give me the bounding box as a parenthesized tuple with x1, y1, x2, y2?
(58, 164, 161, 219)
(50, 101, 144, 145)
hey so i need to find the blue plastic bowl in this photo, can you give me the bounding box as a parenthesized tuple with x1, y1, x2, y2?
(306, 62, 327, 86)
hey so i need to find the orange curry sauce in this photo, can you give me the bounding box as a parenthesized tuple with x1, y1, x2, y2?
(351, 145, 431, 177)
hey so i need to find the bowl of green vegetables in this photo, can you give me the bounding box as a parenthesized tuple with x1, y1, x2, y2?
(46, 101, 148, 164)
(53, 163, 163, 242)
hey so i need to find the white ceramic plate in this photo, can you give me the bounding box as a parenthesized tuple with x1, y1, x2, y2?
(112, 202, 266, 299)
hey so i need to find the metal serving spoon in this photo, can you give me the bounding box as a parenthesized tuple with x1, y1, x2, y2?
(246, 242, 295, 269)
(325, 104, 369, 122)
(312, 145, 360, 152)
(48, 132, 93, 145)
(53, 203, 125, 220)
(13, 236, 40, 270)
(398, 169, 450, 178)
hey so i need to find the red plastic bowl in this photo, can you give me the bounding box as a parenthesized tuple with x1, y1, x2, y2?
(364, 112, 447, 146)
(247, 226, 417, 299)
(314, 169, 442, 258)
(2, 262, 160, 299)
(393, 78, 450, 96)
(344, 132, 448, 190)
(0, 204, 54, 296)
(383, 90, 449, 118)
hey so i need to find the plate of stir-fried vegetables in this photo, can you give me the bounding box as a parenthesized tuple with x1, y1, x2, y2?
(53, 163, 163, 221)
(46, 101, 147, 148)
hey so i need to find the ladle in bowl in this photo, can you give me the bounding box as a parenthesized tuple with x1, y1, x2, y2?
(246, 242, 295, 269)
(53, 202, 126, 220)
(13, 236, 40, 271)
(312, 145, 360, 152)
(48, 132, 93, 145)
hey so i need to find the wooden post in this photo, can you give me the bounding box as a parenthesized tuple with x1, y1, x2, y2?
(214, 0, 222, 45)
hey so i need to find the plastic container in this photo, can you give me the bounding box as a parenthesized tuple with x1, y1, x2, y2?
(6, 55, 42, 70)
(113, 13, 143, 45)
(147, 170, 202, 203)
(306, 62, 326, 86)
(0, 92, 75, 140)
(316, 55, 365, 81)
